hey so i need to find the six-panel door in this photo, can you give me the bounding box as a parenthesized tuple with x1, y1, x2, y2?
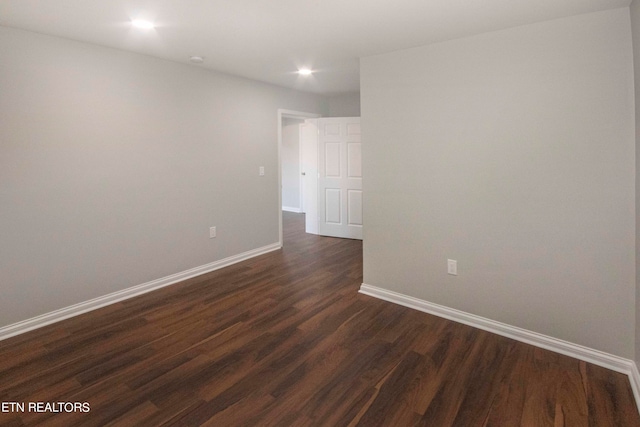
(317, 117, 362, 240)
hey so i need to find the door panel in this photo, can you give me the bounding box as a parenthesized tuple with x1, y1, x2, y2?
(347, 190, 363, 226)
(324, 143, 341, 177)
(347, 123, 361, 135)
(347, 142, 362, 178)
(324, 123, 341, 136)
(325, 189, 342, 224)
(318, 117, 362, 240)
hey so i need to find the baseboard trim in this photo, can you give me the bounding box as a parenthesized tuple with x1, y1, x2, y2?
(359, 283, 640, 410)
(630, 363, 640, 412)
(0, 243, 282, 342)
(282, 206, 302, 213)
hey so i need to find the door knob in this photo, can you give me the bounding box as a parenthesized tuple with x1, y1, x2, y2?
(301, 172, 306, 176)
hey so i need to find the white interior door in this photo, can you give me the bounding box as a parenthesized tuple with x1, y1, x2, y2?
(300, 119, 319, 235)
(318, 117, 362, 240)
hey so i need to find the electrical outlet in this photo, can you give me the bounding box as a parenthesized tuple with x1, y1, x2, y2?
(209, 226, 216, 238)
(259, 166, 265, 176)
(447, 259, 457, 276)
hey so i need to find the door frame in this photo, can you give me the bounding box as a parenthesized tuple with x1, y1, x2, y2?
(277, 109, 321, 247)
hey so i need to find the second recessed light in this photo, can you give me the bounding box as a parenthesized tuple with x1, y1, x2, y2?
(298, 68, 313, 76)
(131, 19, 155, 29)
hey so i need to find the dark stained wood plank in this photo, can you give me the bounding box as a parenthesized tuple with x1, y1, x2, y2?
(0, 211, 638, 426)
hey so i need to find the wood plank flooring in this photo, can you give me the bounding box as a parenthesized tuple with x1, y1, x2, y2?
(0, 212, 638, 426)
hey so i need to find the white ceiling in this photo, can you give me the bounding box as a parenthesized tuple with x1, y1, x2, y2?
(0, 0, 631, 94)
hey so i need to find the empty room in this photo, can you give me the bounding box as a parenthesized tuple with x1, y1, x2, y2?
(2, 0, 640, 425)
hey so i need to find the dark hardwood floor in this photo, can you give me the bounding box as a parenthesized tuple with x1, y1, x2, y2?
(1, 212, 638, 426)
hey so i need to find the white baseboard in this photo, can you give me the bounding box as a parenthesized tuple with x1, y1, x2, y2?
(359, 283, 640, 411)
(0, 243, 282, 342)
(282, 206, 302, 213)
(630, 363, 640, 413)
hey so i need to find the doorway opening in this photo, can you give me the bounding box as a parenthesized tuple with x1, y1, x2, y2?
(277, 109, 321, 247)
(281, 117, 305, 214)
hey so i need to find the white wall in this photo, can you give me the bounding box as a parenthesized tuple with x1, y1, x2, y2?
(631, 0, 640, 366)
(282, 118, 304, 210)
(326, 92, 361, 117)
(0, 26, 328, 328)
(361, 8, 636, 357)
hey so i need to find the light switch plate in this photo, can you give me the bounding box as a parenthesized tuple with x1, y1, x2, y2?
(447, 259, 457, 275)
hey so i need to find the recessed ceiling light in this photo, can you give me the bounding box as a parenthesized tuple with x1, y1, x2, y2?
(131, 19, 155, 29)
(190, 56, 204, 64)
(297, 68, 313, 76)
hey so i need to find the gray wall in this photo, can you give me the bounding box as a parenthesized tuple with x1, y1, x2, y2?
(281, 118, 304, 210)
(361, 8, 636, 357)
(326, 92, 361, 117)
(0, 26, 328, 328)
(631, 0, 640, 366)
